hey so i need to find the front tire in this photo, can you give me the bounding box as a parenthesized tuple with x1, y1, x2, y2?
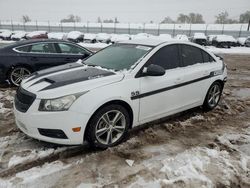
(86, 104, 130, 149)
(203, 82, 223, 111)
(8, 66, 32, 86)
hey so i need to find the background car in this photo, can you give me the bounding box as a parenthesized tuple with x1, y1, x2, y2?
(212, 35, 237, 48)
(0, 30, 13, 40)
(0, 39, 92, 86)
(26, 31, 48, 39)
(67, 31, 84, 43)
(11, 31, 27, 41)
(245, 37, 250, 47)
(191, 33, 208, 46)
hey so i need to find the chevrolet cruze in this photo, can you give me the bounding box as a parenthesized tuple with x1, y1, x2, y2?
(14, 39, 227, 148)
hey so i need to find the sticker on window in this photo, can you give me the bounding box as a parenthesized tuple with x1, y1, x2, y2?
(136, 46, 151, 51)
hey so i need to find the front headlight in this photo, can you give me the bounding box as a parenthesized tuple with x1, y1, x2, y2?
(39, 92, 87, 111)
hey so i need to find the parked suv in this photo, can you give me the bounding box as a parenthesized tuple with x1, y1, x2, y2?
(14, 39, 227, 148)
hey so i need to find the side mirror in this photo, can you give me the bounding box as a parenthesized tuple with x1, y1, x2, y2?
(142, 64, 165, 76)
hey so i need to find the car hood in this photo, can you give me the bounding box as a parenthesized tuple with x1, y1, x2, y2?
(20, 62, 124, 99)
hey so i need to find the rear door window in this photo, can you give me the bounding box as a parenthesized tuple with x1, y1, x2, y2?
(148, 45, 180, 70)
(30, 43, 57, 53)
(181, 45, 203, 66)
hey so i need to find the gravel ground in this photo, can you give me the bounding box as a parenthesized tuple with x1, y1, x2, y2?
(0, 54, 250, 187)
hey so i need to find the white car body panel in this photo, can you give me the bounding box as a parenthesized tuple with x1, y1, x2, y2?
(14, 40, 227, 145)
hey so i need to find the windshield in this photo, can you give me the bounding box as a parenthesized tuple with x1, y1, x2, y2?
(84, 44, 152, 71)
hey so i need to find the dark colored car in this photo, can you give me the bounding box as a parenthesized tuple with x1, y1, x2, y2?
(245, 37, 250, 47)
(0, 39, 92, 86)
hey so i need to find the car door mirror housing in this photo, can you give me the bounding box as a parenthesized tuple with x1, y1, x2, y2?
(143, 64, 165, 76)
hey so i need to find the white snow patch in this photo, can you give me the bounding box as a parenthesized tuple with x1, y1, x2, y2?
(78, 42, 110, 50)
(67, 31, 83, 40)
(48, 32, 67, 40)
(26, 31, 47, 38)
(8, 148, 55, 168)
(207, 46, 250, 54)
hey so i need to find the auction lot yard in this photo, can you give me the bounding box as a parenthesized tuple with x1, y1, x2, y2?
(0, 54, 250, 187)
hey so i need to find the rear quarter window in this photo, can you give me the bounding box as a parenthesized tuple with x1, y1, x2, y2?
(15, 45, 30, 52)
(202, 50, 215, 63)
(181, 44, 203, 67)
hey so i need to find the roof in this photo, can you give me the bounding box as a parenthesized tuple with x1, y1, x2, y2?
(118, 39, 168, 47)
(3, 39, 69, 48)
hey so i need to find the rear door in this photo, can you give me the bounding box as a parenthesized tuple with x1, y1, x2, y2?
(177, 44, 213, 107)
(137, 44, 185, 123)
(55, 43, 91, 63)
(26, 42, 66, 70)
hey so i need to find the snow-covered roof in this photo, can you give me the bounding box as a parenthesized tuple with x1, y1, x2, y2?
(119, 38, 167, 46)
(0, 30, 13, 38)
(67, 31, 83, 39)
(78, 42, 110, 49)
(110, 34, 131, 42)
(215, 35, 236, 42)
(96, 33, 111, 41)
(193, 33, 207, 40)
(84, 33, 97, 40)
(237, 37, 247, 45)
(11, 31, 27, 39)
(48, 32, 67, 40)
(26, 31, 47, 38)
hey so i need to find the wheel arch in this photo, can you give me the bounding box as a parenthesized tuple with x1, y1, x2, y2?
(202, 79, 224, 106)
(7, 63, 34, 76)
(83, 99, 134, 141)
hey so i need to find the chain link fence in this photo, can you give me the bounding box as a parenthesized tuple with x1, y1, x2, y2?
(0, 20, 249, 38)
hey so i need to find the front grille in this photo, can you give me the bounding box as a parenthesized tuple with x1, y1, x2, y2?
(38, 128, 68, 139)
(15, 87, 36, 113)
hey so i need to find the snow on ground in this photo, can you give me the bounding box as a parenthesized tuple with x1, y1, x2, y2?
(207, 46, 250, 54)
(0, 161, 71, 188)
(129, 126, 250, 188)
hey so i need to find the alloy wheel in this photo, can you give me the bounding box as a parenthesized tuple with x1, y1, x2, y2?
(10, 67, 31, 86)
(95, 110, 126, 145)
(207, 84, 221, 108)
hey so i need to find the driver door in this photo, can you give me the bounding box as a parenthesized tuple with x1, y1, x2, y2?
(137, 44, 184, 123)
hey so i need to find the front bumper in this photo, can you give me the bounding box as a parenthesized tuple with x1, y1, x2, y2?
(14, 100, 90, 145)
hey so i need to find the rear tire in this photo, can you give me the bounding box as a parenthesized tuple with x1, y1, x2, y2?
(203, 82, 223, 111)
(8, 66, 32, 86)
(85, 104, 130, 149)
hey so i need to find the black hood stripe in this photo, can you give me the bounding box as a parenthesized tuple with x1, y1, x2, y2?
(37, 67, 115, 91)
(27, 62, 83, 82)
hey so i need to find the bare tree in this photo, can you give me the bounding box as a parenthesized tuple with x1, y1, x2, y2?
(177, 14, 190, 23)
(177, 13, 204, 23)
(97, 17, 102, 23)
(189, 13, 205, 23)
(239, 11, 250, 23)
(161, 17, 175, 23)
(22, 15, 31, 23)
(61, 14, 81, 22)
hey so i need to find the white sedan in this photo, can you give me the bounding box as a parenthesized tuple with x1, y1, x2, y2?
(14, 39, 227, 148)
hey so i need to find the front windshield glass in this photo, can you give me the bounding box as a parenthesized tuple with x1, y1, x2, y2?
(84, 44, 152, 71)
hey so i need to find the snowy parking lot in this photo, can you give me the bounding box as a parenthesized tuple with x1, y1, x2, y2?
(0, 53, 249, 187)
